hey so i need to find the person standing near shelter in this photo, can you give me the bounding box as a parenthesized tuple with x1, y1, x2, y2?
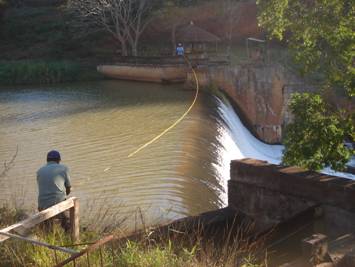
(176, 43, 185, 56)
(37, 150, 71, 230)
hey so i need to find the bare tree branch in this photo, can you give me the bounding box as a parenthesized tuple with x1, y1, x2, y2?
(222, 0, 243, 54)
(68, 0, 156, 56)
(0, 146, 18, 178)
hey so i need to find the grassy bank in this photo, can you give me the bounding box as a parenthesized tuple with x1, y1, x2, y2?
(0, 206, 264, 267)
(0, 60, 102, 85)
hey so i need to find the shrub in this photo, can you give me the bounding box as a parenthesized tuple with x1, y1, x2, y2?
(282, 93, 354, 171)
(0, 60, 99, 85)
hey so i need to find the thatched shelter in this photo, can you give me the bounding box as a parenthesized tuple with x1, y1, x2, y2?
(176, 21, 221, 55)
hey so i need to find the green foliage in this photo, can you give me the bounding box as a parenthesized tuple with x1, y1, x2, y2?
(116, 239, 197, 267)
(0, 225, 198, 267)
(0, 61, 100, 85)
(0, 205, 26, 227)
(241, 255, 262, 267)
(2, 8, 62, 45)
(0, 6, 111, 61)
(257, 0, 354, 171)
(1, 224, 92, 266)
(257, 0, 355, 96)
(0, 205, 264, 267)
(282, 93, 354, 171)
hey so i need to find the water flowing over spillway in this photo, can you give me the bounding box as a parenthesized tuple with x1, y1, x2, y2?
(215, 97, 355, 181)
(0, 81, 353, 231)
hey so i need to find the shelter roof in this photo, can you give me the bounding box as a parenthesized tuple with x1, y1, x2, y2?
(176, 22, 221, 43)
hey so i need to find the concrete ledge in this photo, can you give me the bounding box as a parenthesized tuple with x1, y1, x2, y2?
(229, 159, 355, 213)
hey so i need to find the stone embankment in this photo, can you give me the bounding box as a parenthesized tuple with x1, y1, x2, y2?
(154, 159, 355, 266)
(228, 159, 355, 266)
(229, 159, 355, 231)
(186, 63, 311, 144)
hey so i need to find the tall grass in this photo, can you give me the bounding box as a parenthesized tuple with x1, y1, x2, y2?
(0, 205, 265, 267)
(0, 61, 101, 85)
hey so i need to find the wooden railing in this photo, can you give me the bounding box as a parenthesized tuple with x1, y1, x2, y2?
(0, 197, 80, 243)
(0, 197, 119, 266)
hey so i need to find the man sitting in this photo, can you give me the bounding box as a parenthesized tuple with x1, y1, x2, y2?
(37, 150, 71, 231)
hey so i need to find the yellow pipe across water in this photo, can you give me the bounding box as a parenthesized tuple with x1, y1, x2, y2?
(127, 57, 200, 158)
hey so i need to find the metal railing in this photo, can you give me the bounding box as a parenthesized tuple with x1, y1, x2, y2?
(101, 54, 230, 67)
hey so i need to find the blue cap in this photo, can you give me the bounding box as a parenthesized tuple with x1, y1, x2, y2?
(47, 150, 61, 161)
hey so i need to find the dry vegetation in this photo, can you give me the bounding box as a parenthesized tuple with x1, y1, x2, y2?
(0, 204, 265, 267)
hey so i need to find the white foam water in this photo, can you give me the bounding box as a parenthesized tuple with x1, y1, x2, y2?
(215, 97, 355, 182)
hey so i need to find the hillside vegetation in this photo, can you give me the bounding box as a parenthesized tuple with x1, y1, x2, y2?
(0, 0, 261, 85)
(0, 0, 259, 62)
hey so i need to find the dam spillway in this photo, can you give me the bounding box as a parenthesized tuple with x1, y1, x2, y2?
(0, 80, 353, 231)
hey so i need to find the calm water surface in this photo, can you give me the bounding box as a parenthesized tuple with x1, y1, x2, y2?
(0, 80, 229, 230)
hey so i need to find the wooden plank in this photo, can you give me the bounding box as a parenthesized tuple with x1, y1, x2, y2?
(0, 231, 78, 255)
(0, 197, 76, 242)
(70, 198, 80, 242)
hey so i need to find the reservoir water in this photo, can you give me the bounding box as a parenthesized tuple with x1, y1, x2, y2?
(0, 81, 232, 230)
(0, 80, 353, 231)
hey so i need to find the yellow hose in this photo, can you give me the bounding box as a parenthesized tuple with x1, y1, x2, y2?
(128, 57, 199, 158)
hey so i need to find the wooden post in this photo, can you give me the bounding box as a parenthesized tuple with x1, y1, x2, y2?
(0, 198, 77, 243)
(302, 234, 333, 265)
(70, 197, 80, 243)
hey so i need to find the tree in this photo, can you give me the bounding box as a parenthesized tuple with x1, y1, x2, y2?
(257, 0, 354, 171)
(222, 0, 242, 55)
(68, 0, 158, 56)
(0, 0, 7, 26)
(257, 0, 354, 96)
(162, 1, 192, 56)
(283, 93, 353, 171)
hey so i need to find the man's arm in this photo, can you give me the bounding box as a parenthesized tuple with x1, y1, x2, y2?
(66, 186, 71, 196)
(63, 167, 72, 196)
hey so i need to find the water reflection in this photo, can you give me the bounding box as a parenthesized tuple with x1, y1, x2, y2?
(0, 81, 228, 230)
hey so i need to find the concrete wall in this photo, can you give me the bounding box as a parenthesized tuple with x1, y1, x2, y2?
(228, 159, 355, 233)
(97, 64, 188, 83)
(186, 64, 311, 144)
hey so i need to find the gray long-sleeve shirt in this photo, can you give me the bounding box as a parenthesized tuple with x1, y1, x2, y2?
(37, 162, 71, 210)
